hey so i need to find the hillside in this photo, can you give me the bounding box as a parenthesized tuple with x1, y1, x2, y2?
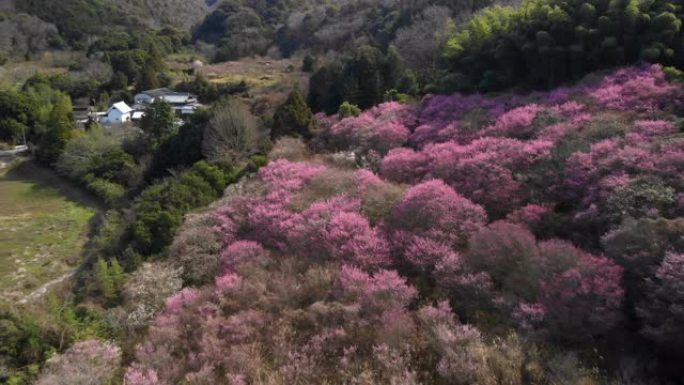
(13, 0, 213, 45)
(192, 0, 502, 61)
(123, 64, 684, 384)
(1, 0, 684, 384)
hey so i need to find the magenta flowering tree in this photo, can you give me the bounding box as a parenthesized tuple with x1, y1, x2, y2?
(404, 236, 460, 272)
(324, 102, 416, 154)
(421, 138, 553, 216)
(380, 148, 430, 183)
(390, 179, 487, 249)
(337, 265, 417, 313)
(368, 120, 411, 154)
(220, 241, 269, 274)
(589, 65, 678, 112)
(538, 253, 624, 341)
(258, 159, 328, 201)
(505, 204, 552, 232)
(322, 211, 392, 269)
(484, 104, 544, 139)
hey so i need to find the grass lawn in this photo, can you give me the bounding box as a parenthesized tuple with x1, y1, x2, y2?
(0, 159, 99, 302)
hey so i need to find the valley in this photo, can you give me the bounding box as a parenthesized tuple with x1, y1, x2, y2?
(0, 0, 683, 384)
(0, 160, 98, 304)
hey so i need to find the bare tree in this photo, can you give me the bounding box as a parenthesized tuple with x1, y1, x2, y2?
(394, 6, 454, 80)
(202, 98, 265, 161)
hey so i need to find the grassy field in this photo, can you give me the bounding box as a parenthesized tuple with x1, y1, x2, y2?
(0, 51, 79, 90)
(0, 159, 99, 302)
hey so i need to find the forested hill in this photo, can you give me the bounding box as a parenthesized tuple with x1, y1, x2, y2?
(192, 0, 503, 61)
(10, 0, 214, 46)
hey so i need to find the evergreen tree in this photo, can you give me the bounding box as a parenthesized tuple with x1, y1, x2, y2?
(343, 46, 384, 109)
(138, 65, 161, 92)
(140, 100, 175, 146)
(308, 64, 343, 114)
(96, 258, 115, 302)
(272, 89, 316, 139)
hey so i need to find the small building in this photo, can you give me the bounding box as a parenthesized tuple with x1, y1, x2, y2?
(134, 88, 197, 106)
(104, 102, 133, 125)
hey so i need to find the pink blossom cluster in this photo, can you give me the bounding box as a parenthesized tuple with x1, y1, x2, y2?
(589, 64, 678, 112)
(128, 64, 684, 381)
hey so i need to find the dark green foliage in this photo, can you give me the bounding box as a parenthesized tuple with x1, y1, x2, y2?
(0, 90, 36, 144)
(140, 100, 176, 146)
(308, 63, 344, 114)
(302, 54, 316, 72)
(0, 310, 52, 384)
(16, 0, 203, 48)
(194, 1, 271, 61)
(137, 65, 161, 92)
(343, 46, 386, 109)
(272, 89, 316, 139)
(337, 101, 362, 118)
(0, 119, 26, 145)
(442, 0, 684, 92)
(146, 111, 209, 181)
(132, 161, 231, 256)
(34, 102, 78, 165)
(95, 257, 125, 305)
(308, 45, 413, 112)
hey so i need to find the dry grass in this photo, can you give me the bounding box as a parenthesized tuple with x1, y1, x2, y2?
(0, 160, 98, 303)
(0, 51, 82, 89)
(197, 57, 311, 115)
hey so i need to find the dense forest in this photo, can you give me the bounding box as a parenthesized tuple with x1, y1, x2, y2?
(1, 0, 684, 384)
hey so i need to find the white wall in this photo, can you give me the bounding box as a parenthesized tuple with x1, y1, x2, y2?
(105, 109, 131, 124)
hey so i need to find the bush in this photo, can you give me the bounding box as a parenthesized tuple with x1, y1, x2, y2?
(87, 179, 126, 206)
(132, 161, 230, 256)
(467, 222, 543, 301)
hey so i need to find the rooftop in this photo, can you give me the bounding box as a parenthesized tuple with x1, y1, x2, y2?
(110, 101, 133, 114)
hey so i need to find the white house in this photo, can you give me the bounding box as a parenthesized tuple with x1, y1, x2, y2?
(104, 102, 133, 124)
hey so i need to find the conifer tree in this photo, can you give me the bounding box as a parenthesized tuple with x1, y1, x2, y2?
(272, 89, 316, 139)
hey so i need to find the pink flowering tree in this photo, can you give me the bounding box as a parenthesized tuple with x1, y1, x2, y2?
(380, 148, 430, 184)
(36, 340, 121, 385)
(589, 65, 678, 112)
(537, 253, 624, 341)
(390, 179, 487, 249)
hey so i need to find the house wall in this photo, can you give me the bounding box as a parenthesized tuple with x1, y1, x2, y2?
(106, 109, 131, 124)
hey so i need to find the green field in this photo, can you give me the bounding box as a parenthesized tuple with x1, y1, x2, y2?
(0, 159, 99, 302)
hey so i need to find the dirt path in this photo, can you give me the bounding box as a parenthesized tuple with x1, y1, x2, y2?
(17, 270, 77, 305)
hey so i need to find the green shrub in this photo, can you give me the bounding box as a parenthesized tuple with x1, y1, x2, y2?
(337, 101, 362, 118)
(87, 179, 126, 206)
